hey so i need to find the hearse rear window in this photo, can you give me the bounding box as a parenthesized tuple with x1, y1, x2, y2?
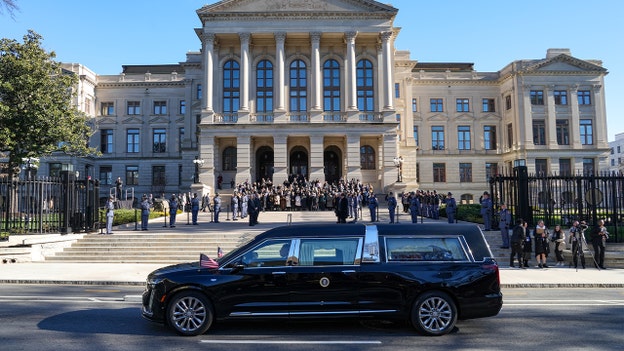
(385, 237, 468, 262)
(298, 238, 360, 266)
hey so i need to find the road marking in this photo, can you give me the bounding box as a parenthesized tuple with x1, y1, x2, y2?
(200, 340, 382, 345)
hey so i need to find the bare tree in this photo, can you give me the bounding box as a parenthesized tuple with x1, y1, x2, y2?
(0, 0, 18, 18)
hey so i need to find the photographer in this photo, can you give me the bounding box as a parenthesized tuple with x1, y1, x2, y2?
(509, 218, 526, 268)
(591, 219, 608, 269)
(569, 221, 586, 269)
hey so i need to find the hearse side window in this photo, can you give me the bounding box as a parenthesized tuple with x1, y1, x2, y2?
(240, 239, 293, 267)
(385, 237, 468, 262)
(298, 238, 360, 266)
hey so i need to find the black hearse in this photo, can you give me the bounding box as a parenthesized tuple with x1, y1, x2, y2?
(142, 223, 502, 336)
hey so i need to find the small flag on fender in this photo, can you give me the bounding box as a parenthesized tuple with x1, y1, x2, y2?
(217, 246, 223, 258)
(200, 253, 219, 269)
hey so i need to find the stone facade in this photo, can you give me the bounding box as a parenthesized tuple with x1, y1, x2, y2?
(34, 1, 608, 202)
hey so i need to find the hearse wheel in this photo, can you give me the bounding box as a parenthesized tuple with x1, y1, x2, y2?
(411, 291, 457, 336)
(167, 291, 214, 336)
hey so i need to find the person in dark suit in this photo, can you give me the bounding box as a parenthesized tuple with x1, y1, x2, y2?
(337, 192, 349, 223)
(444, 192, 457, 224)
(480, 191, 493, 231)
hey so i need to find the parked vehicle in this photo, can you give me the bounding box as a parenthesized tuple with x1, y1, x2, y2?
(142, 223, 502, 336)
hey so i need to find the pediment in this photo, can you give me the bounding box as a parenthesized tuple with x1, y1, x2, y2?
(198, 0, 397, 15)
(96, 117, 117, 125)
(121, 117, 144, 124)
(480, 113, 501, 121)
(427, 113, 448, 122)
(453, 113, 474, 122)
(149, 116, 170, 124)
(525, 54, 607, 73)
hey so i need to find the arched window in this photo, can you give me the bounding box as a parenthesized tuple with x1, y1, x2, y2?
(289, 59, 307, 112)
(256, 60, 273, 116)
(357, 59, 374, 112)
(360, 145, 375, 170)
(223, 60, 240, 115)
(223, 146, 237, 171)
(323, 59, 341, 120)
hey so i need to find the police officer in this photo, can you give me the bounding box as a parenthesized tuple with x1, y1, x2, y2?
(480, 191, 493, 231)
(444, 192, 456, 224)
(409, 192, 420, 223)
(368, 193, 378, 222)
(387, 192, 397, 223)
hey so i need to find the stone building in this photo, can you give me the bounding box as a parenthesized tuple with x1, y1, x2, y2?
(31, 0, 609, 202)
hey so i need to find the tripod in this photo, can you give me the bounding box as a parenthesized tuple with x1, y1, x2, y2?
(573, 227, 600, 272)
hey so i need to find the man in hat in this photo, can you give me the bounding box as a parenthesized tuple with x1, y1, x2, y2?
(480, 191, 493, 231)
(387, 192, 397, 223)
(169, 194, 178, 227)
(444, 192, 457, 223)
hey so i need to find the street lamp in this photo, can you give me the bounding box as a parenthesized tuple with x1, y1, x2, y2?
(22, 157, 39, 179)
(393, 156, 403, 182)
(192, 156, 205, 184)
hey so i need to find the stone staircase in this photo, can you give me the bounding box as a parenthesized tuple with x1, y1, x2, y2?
(44, 231, 260, 264)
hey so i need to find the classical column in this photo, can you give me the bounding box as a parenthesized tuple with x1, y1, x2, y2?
(382, 133, 399, 189)
(569, 85, 581, 148)
(521, 85, 534, 147)
(593, 84, 608, 149)
(309, 135, 325, 181)
(380, 31, 394, 110)
(310, 32, 322, 110)
(239, 32, 251, 111)
(345, 31, 358, 110)
(202, 33, 215, 112)
(275, 32, 286, 111)
(546, 86, 558, 148)
(236, 135, 252, 182)
(273, 135, 288, 185)
(346, 134, 362, 181)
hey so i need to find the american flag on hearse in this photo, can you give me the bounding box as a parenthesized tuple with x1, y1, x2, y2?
(200, 253, 219, 269)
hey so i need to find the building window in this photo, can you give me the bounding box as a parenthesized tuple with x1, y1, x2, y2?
(101, 102, 114, 116)
(482, 98, 495, 112)
(357, 59, 374, 112)
(178, 164, 183, 186)
(49, 163, 61, 177)
(126, 166, 139, 186)
(530, 90, 544, 105)
(223, 60, 240, 114)
(580, 119, 593, 145)
(431, 126, 445, 150)
(556, 119, 569, 145)
(456, 98, 469, 112)
(289, 59, 307, 112)
(583, 158, 594, 175)
(197, 84, 202, 100)
(554, 90, 568, 105)
(458, 126, 471, 150)
(179, 127, 184, 151)
(179, 100, 186, 115)
(535, 159, 548, 175)
(412, 98, 417, 112)
(413, 126, 419, 146)
(485, 163, 498, 180)
(153, 101, 167, 115)
(533, 120, 546, 145)
(223, 146, 237, 171)
(99, 166, 112, 185)
(153, 128, 166, 153)
(323, 59, 341, 117)
(430, 98, 443, 112)
(505, 95, 512, 110)
(618, 146, 621, 153)
(100, 129, 113, 154)
(127, 101, 140, 115)
(577, 90, 591, 105)
(612, 159, 615, 167)
(433, 163, 446, 182)
(256, 60, 274, 115)
(459, 163, 472, 182)
(126, 129, 140, 153)
(360, 145, 375, 170)
(152, 166, 166, 186)
(484, 125, 497, 150)
(559, 158, 571, 176)
(507, 123, 513, 148)
(394, 83, 400, 98)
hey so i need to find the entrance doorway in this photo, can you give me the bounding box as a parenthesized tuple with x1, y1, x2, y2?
(256, 146, 274, 181)
(324, 146, 342, 184)
(290, 147, 308, 182)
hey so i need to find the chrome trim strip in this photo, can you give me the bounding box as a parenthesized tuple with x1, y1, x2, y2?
(363, 225, 380, 263)
(229, 309, 399, 317)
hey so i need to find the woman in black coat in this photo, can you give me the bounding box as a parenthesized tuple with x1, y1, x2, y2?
(534, 220, 550, 268)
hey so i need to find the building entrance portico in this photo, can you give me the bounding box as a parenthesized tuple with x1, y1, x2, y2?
(289, 147, 308, 180)
(256, 146, 274, 181)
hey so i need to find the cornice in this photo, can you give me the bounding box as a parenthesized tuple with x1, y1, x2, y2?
(96, 81, 186, 88)
(199, 12, 395, 21)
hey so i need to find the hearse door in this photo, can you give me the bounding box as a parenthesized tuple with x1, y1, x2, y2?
(287, 238, 361, 317)
(218, 240, 292, 318)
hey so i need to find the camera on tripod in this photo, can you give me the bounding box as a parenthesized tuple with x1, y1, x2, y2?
(579, 221, 588, 230)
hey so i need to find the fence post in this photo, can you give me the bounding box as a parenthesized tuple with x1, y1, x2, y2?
(514, 166, 532, 225)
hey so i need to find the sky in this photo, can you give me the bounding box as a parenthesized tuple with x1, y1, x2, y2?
(1, 0, 622, 140)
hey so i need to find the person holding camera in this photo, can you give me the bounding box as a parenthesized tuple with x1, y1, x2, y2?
(591, 219, 608, 269)
(509, 218, 526, 268)
(551, 225, 566, 266)
(569, 220, 586, 269)
(534, 220, 550, 268)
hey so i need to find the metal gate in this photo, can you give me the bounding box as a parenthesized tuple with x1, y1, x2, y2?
(489, 166, 622, 242)
(0, 171, 100, 234)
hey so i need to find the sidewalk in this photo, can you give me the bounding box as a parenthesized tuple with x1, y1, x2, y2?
(0, 210, 622, 288)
